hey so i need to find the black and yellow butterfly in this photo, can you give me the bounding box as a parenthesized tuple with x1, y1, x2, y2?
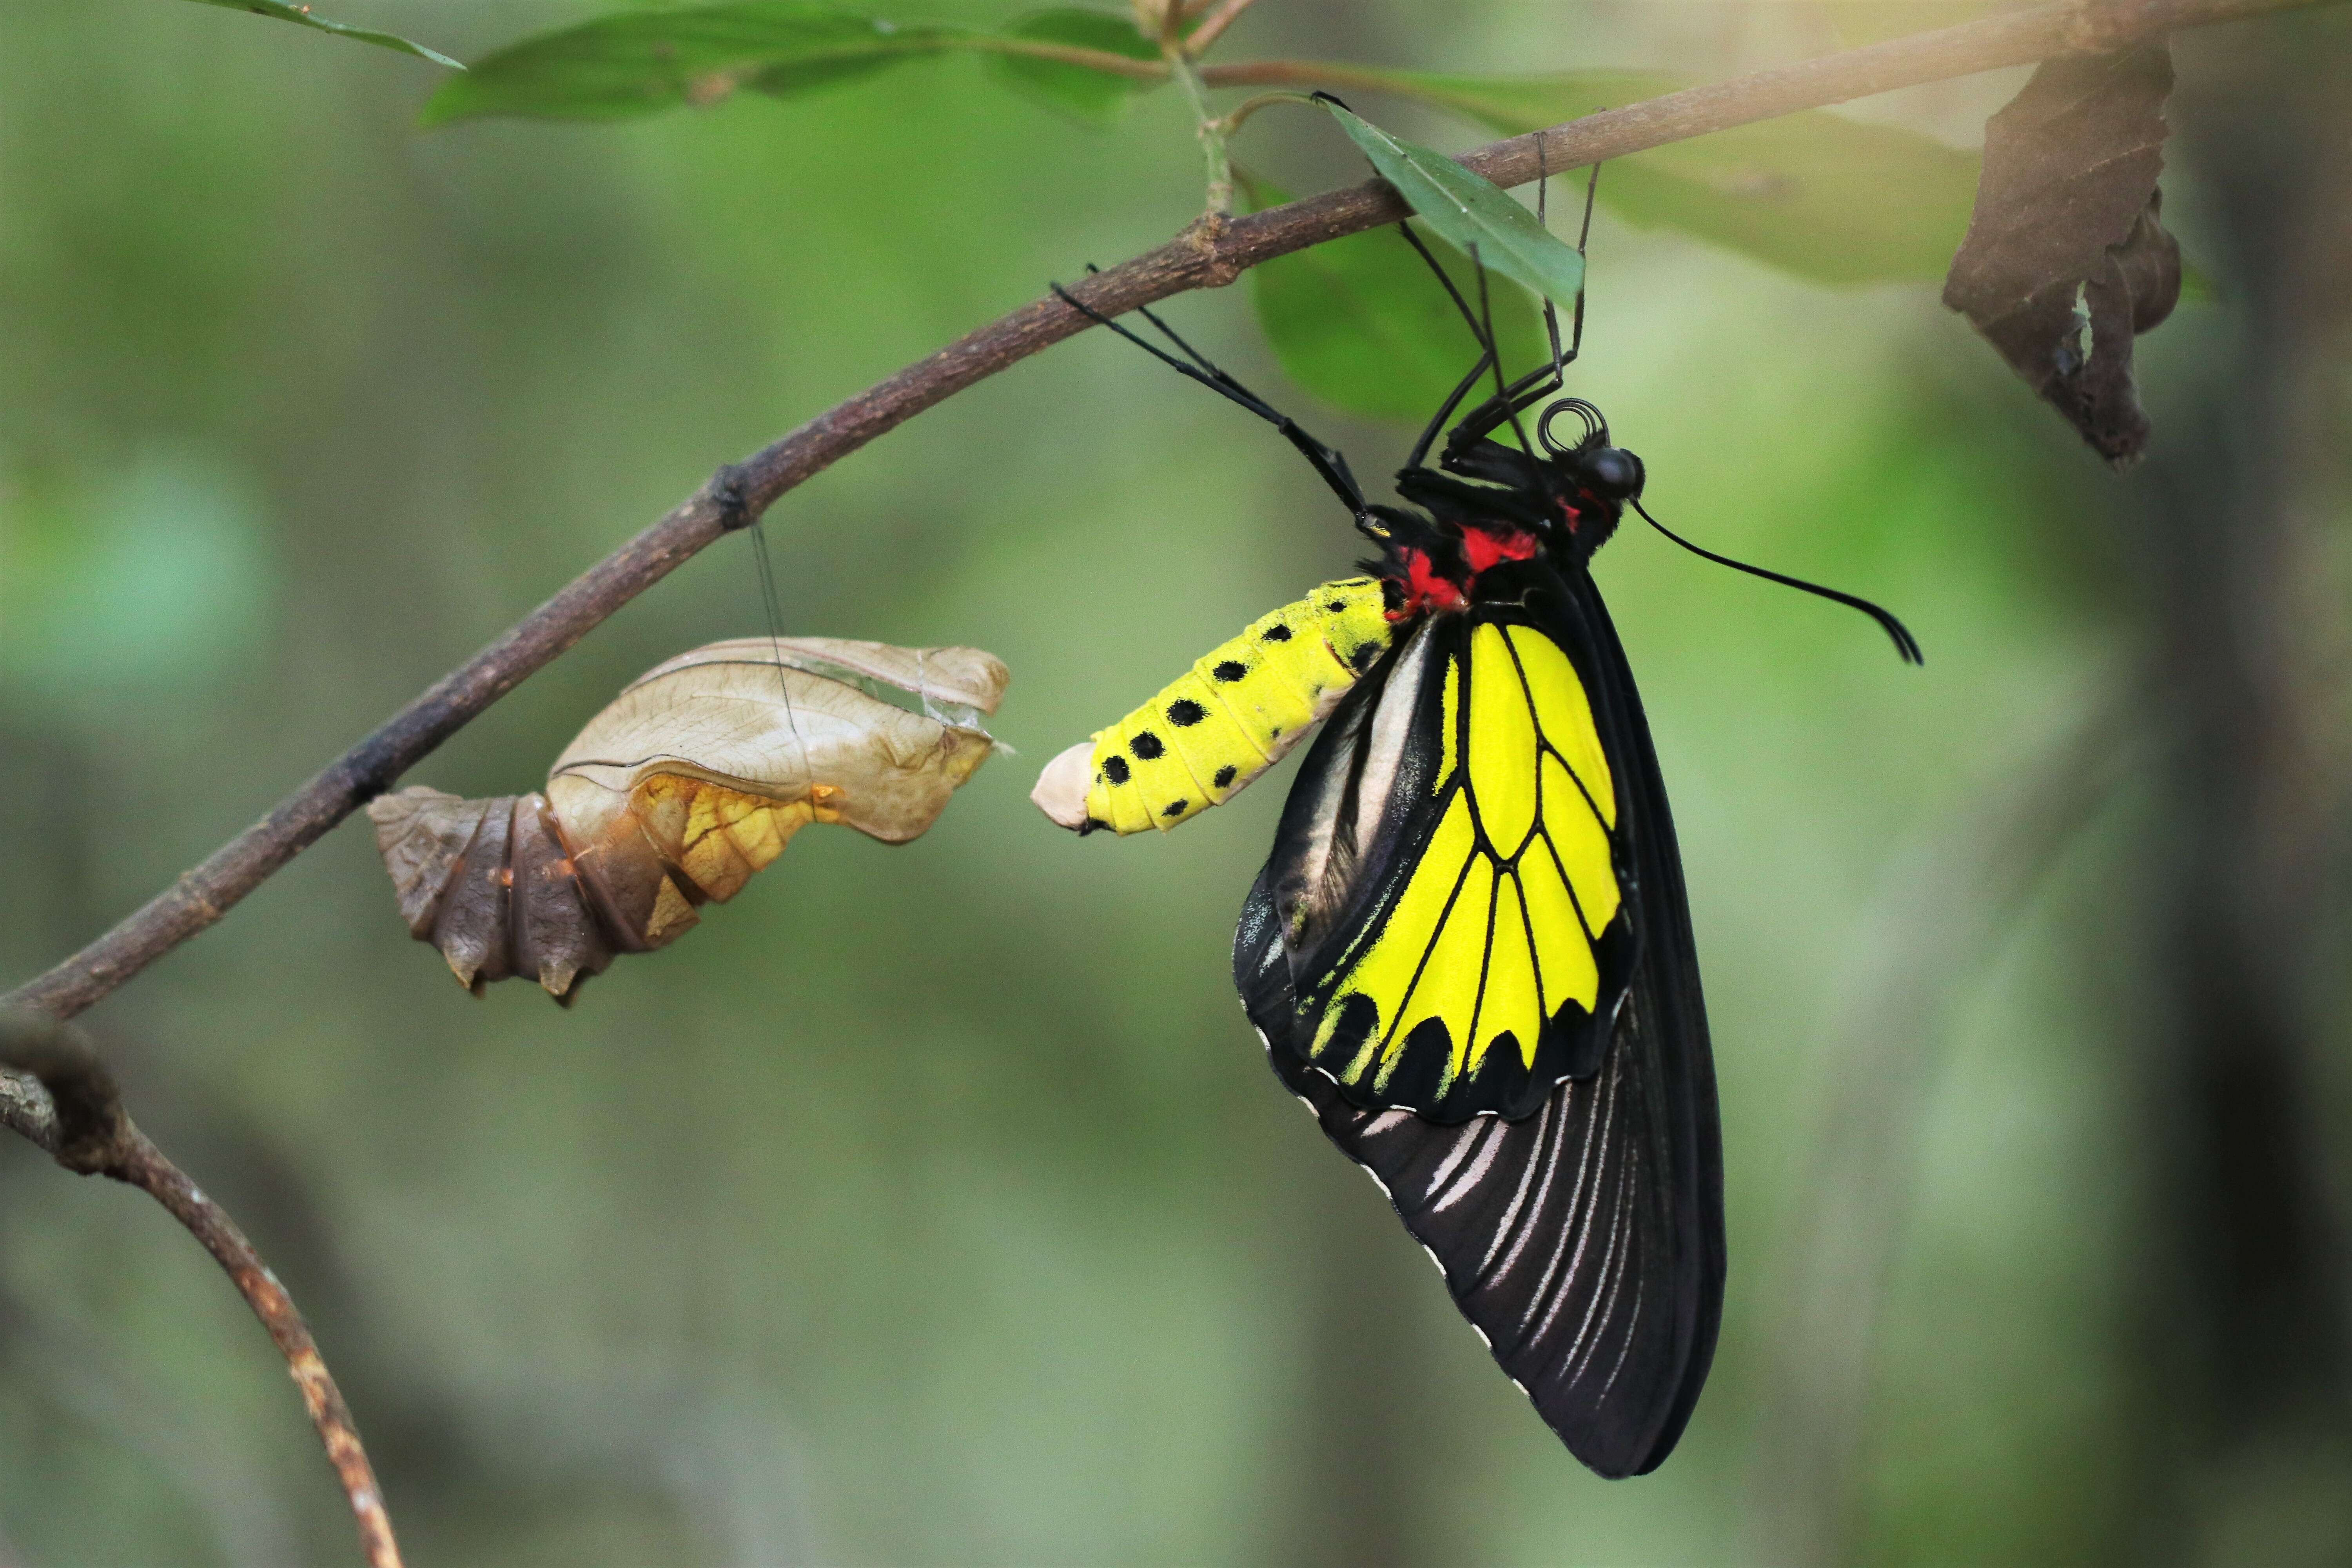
(1037, 230, 1917, 1477)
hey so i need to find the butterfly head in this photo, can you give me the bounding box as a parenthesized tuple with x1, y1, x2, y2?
(1532, 398, 1644, 547)
(1400, 398, 1643, 565)
(1573, 443, 1646, 503)
(1373, 400, 1647, 615)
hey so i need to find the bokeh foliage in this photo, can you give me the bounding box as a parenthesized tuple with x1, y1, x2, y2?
(3, 2, 2350, 1566)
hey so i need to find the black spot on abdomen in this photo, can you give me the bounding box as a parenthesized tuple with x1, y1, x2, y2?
(1212, 765, 1237, 789)
(1103, 755, 1131, 784)
(1212, 660, 1247, 683)
(1131, 731, 1165, 760)
(1166, 699, 1206, 727)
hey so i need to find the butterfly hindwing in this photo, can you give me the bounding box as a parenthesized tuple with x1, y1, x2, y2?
(1260, 562, 1639, 1124)
(1234, 563, 1723, 1479)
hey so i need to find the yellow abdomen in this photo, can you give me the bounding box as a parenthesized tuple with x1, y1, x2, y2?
(1033, 577, 1396, 834)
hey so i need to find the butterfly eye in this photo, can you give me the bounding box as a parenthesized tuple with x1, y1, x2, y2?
(1583, 447, 1645, 499)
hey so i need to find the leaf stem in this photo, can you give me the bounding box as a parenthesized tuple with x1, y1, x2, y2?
(1212, 89, 1319, 141)
(1182, 0, 1261, 56)
(1164, 31, 1234, 218)
(970, 34, 1169, 81)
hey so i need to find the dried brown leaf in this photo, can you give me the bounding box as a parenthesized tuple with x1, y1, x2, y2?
(1942, 43, 2183, 465)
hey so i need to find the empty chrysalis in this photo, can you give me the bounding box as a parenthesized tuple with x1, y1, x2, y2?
(368, 637, 1009, 1002)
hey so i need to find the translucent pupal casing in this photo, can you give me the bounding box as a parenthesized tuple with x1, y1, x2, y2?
(1031, 577, 1394, 834)
(368, 638, 1007, 1002)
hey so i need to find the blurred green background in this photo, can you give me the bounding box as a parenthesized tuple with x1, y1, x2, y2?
(3, 1, 2350, 1564)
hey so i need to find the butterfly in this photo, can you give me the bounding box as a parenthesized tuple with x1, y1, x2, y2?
(1036, 211, 1918, 1477)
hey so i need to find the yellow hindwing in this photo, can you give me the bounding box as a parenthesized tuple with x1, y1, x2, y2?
(1083, 578, 1394, 833)
(1310, 618, 1623, 1105)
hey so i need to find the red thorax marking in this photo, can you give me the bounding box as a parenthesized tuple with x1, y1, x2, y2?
(1461, 526, 1537, 574)
(1387, 527, 1539, 621)
(1389, 548, 1466, 619)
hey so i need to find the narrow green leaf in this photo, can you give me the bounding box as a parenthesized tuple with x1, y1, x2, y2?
(420, 3, 971, 127)
(986, 9, 1160, 129)
(1312, 67, 1980, 286)
(1319, 99, 1585, 310)
(1243, 173, 1547, 424)
(182, 0, 461, 69)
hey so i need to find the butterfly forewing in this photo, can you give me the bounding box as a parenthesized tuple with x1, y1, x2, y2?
(1266, 577, 1639, 1123)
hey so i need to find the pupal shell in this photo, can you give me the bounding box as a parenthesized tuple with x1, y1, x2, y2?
(368, 637, 1007, 1002)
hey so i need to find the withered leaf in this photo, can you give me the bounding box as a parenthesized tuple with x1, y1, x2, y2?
(1943, 44, 2183, 465)
(368, 637, 1007, 1002)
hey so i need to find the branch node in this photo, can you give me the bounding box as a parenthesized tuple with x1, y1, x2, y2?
(1179, 212, 1243, 287)
(172, 871, 225, 924)
(710, 462, 759, 532)
(0, 1010, 135, 1175)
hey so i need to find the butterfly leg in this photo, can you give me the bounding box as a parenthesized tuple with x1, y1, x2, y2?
(1051, 280, 1376, 532)
(1398, 152, 1608, 463)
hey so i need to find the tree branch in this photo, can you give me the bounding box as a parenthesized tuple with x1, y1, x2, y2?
(2, 0, 2328, 1022)
(0, 1013, 403, 1568)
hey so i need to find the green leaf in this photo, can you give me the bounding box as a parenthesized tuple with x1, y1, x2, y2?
(1318, 98, 1585, 311)
(986, 9, 1159, 129)
(420, 3, 972, 127)
(1314, 67, 1980, 286)
(182, 0, 461, 69)
(1243, 173, 1547, 425)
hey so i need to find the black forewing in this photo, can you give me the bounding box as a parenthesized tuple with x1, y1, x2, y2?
(1233, 564, 1724, 1478)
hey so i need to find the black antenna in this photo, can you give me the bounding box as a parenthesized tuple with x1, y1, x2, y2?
(1630, 498, 1924, 664)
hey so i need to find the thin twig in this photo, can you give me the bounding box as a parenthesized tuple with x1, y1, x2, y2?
(1183, 0, 1261, 57)
(1172, 48, 1236, 218)
(1212, 89, 1317, 140)
(1, 0, 2330, 1024)
(0, 1012, 402, 1568)
(964, 34, 1168, 80)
